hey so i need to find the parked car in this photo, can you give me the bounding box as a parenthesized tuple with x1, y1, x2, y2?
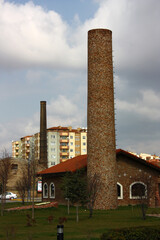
(0, 192, 17, 200)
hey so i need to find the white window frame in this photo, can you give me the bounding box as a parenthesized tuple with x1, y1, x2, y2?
(130, 181, 147, 199)
(43, 182, 48, 198)
(117, 182, 123, 199)
(50, 182, 55, 199)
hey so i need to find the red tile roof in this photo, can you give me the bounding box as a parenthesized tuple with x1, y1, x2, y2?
(21, 135, 33, 139)
(47, 126, 69, 131)
(116, 149, 160, 171)
(38, 154, 87, 175)
(38, 149, 160, 176)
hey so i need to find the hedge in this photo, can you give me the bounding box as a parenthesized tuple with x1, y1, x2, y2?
(100, 227, 160, 240)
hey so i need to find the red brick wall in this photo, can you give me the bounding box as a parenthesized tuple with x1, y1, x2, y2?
(117, 155, 159, 207)
(42, 174, 66, 204)
(41, 155, 160, 208)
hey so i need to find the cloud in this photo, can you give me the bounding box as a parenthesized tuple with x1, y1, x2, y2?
(0, 0, 84, 70)
(116, 89, 160, 122)
(1, 0, 160, 156)
(0, 93, 86, 154)
(1, 0, 160, 75)
(48, 95, 86, 128)
(77, 0, 160, 76)
(0, 111, 39, 153)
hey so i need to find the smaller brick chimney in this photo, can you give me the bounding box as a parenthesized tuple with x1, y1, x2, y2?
(39, 101, 47, 168)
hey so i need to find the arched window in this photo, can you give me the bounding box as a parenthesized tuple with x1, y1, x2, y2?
(43, 183, 48, 198)
(130, 182, 147, 199)
(50, 182, 55, 198)
(117, 182, 123, 199)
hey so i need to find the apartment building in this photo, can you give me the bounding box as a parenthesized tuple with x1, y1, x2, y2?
(12, 140, 21, 158)
(47, 126, 87, 167)
(12, 126, 87, 167)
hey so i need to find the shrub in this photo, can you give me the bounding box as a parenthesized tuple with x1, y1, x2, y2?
(100, 227, 160, 240)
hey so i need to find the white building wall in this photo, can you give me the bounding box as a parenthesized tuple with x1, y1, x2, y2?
(47, 131, 60, 167)
(69, 132, 75, 158)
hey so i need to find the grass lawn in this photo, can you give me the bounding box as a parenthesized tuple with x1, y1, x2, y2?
(0, 203, 160, 240)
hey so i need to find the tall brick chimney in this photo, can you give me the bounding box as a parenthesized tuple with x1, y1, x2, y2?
(87, 29, 117, 209)
(40, 101, 47, 168)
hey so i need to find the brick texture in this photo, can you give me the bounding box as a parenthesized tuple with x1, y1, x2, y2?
(117, 155, 159, 207)
(87, 29, 117, 209)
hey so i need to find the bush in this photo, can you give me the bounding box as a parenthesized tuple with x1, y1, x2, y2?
(100, 227, 160, 240)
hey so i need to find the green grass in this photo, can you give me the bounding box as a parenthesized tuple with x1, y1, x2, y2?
(0, 203, 160, 239)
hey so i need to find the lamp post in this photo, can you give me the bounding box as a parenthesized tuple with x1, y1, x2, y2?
(57, 225, 64, 240)
(65, 198, 70, 215)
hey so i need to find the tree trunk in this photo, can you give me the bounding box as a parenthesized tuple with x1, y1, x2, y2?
(89, 205, 93, 218)
(32, 160, 35, 220)
(76, 205, 79, 222)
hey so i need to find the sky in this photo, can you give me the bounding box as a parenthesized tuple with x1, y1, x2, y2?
(0, 0, 160, 156)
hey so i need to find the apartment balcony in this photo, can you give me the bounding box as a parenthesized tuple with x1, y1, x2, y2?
(26, 149, 30, 153)
(15, 152, 19, 156)
(60, 157, 68, 163)
(60, 132, 69, 137)
(15, 147, 19, 150)
(26, 144, 30, 147)
(60, 152, 69, 157)
(60, 139, 69, 143)
(60, 146, 69, 150)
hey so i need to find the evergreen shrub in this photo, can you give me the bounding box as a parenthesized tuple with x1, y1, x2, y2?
(100, 227, 160, 240)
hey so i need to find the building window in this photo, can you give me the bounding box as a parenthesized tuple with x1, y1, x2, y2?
(83, 142, 86, 146)
(51, 162, 55, 166)
(51, 135, 55, 139)
(43, 183, 48, 198)
(75, 151, 80, 154)
(50, 183, 55, 198)
(82, 136, 86, 139)
(70, 142, 73, 146)
(51, 154, 56, 159)
(117, 182, 123, 199)
(130, 182, 147, 199)
(70, 136, 73, 139)
(61, 143, 68, 146)
(51, 148, 55, 152)
(82, 149, 86, 153)
(70, 149, 73, 152)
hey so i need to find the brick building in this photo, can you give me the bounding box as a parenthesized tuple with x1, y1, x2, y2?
(38, 149, 160, 208)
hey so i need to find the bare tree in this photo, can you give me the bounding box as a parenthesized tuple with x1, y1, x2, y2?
(87, 173, 101, 218)
(16, 169, 28, 205)
(14, 159, 33, 205)
(0, 150, 11, 216)
(31, 157, 36, 220)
